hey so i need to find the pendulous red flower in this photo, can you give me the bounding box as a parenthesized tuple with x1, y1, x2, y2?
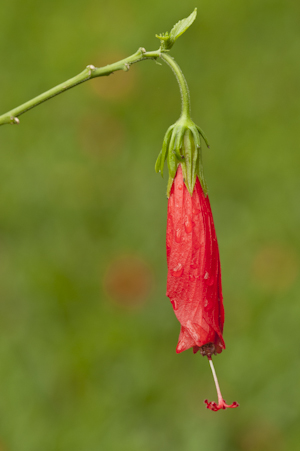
(166, 164, 224, 354)
(166, 164, 238, 411)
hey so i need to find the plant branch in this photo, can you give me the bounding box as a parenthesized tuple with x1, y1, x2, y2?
(0, 47, 161, 126)
(0, 9, 198, 127)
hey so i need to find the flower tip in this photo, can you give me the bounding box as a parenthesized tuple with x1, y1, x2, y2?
(204, 399, 219, 412)
(231, 402, 239, 408)
(204, 399, 239, 412)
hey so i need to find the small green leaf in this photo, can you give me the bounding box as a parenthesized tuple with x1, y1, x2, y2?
(169, 8, 197, 45)
(156, 8, 197, 50)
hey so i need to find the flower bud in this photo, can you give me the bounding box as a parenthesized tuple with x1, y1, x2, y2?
(166, 165, 225, 354)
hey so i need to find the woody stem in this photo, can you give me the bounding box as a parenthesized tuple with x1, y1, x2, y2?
(208, 357, 223, 404)
(159, 53, 191, 119)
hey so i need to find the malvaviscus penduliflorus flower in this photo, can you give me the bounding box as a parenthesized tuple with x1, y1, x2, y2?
(155, 118, 238, 411)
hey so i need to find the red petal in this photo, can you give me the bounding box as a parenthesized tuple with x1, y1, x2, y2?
(166, 166, 225, 352)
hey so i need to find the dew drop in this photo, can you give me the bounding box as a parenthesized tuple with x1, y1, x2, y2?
(192, 207, 200, 216)
(175, 228, 182, 243)
(171, 299, 178, 310)
(178, 184, 183, 190)
(184, 216, 192, 233)
(171, 263, 183, 277)
(204, 298, 213, 311)
(204, 271, 215, 286)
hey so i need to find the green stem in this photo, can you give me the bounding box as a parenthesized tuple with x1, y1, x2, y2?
(0, 47, 160, 126)
(159, 53, 191, 119)
(0, 47, 192, 127)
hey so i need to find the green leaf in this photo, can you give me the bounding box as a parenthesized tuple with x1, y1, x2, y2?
(169, 8, 197, 45)
(156, 8, 197, 50)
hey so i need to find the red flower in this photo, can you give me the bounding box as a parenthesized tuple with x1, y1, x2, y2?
(166, 164, 224, 354)
(166, 165, 238, 411)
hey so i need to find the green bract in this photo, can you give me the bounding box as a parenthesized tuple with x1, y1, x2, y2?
(155, 117, 209, 197)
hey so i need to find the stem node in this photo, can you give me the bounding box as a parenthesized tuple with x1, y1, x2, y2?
(86, 64, 96, 76)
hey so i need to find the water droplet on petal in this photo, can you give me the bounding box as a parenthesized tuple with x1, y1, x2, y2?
(171, 263, 183, 277)
(178, 184, 183, 190)
(204, 271, 215, 286)
(175, 228, 182, 243)
(204, 298, 213, 311)
(171, 299, 178, 310)
(192, 207, 200, 216)
(184, 216, 192, 233)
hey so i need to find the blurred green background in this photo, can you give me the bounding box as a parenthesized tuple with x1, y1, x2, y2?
(0, 0, 300, 450)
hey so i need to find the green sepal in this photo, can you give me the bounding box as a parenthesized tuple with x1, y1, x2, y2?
(196, 146, 208, 195)
(167, 151, 177, 179)
(156, 8, 197, 51)
(196, 124, 210, 148)
(157, 125, 173, 176)
(182, 129, 194, 194)
(190, 125, 201, 150)
(166, 175, 174, 198)
(157, 116, 209, 198)
(167, 128, 178, 178)
(172, 148, 182, 161)
(173, 125, 185, 160)
(155, 151, 162, 173)
(190, 126, 201, 190)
